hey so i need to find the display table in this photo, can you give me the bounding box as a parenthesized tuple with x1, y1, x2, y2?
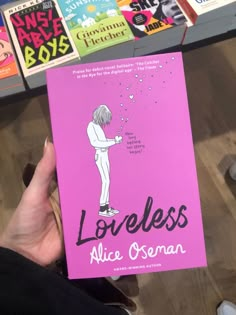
(1, 28, 236, 105)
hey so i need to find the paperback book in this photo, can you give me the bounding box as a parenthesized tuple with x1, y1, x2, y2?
(2, 0, 80, 88)
(47, 52, 207, 279)
(178, 1, 233, 44)
(176, 0, 236, 25)
(57, 0, 134, 62)
(0, 1, 25, 97)
(117, 0, 186, 56)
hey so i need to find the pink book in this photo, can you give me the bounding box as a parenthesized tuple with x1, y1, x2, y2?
(46, 52, 207, 279)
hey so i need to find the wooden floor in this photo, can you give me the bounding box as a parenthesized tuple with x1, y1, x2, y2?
(1, 38, 236, 314)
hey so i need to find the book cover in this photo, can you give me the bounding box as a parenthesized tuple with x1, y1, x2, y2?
(0, 12, 18, 80)
(117, 0, 186, 40)
(177, 0, 236, 24)
(47, 52, 207, 279)
(57, 0, 134, 58)
(0, 0, 25, 96)
(2, 0, 79, 79)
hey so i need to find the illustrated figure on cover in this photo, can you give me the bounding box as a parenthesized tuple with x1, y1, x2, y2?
(0, 27, 13, 67)
(87, 105, 122, 217)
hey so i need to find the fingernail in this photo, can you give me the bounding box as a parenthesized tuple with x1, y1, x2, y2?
(44, 137, 49, 155)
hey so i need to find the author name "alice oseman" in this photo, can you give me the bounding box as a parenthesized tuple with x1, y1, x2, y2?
(90, 242, 187, 264)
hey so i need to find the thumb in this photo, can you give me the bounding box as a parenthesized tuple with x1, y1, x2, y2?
(26, 140, 56, 201)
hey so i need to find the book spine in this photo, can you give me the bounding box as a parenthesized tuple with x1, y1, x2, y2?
(177, 0, 198, 24)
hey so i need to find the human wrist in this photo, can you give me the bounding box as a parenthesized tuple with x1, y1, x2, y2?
(0, 234, 41, 266)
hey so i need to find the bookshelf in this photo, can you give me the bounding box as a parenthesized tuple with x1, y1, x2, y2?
(1, 28, 236, 105)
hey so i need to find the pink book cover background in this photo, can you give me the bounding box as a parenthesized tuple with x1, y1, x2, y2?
(46, 52, 207, 279)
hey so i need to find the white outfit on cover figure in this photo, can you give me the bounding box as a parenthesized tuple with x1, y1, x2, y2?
(87, 114, 122, 217)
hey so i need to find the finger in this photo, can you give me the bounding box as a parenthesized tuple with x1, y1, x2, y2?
(26, 140, 56, 200)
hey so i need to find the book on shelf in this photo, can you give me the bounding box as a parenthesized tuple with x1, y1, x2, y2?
(117, 0, 186, 56)
(2, 0, 80, 89)
(176, 0, 236, 25)
(0, 1, 25, 97)
(57, 0, 135, 63)
(46, 52, 207, 279)
(178, 1, 233, 45)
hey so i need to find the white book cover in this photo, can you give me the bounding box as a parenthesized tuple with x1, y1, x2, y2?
(183, 0, 235, 14)
(3, 0, 79, 79)
(177, 0, 236, 24)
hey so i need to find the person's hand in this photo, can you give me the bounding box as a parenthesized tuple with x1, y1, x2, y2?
(0, 140, 63, 266)
(115, 135, 123, 144)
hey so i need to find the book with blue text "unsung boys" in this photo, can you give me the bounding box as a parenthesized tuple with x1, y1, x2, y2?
(46, 52, 207, 279)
